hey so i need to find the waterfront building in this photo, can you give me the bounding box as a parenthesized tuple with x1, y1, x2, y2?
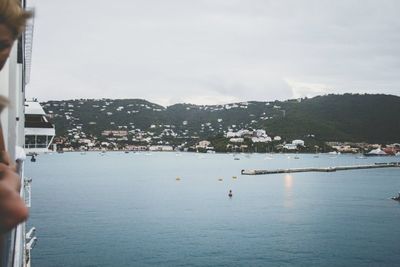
(283, 144, 298, 150)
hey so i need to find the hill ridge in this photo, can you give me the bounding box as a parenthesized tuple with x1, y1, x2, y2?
(41, 94, 400, 151)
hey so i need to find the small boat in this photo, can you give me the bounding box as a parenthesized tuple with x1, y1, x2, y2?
(364, 148, 389, 157)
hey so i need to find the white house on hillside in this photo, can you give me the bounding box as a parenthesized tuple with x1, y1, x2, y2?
(292, 140, 305, 146)
(197, 140, 211, 149)
(230, 138, 244, 143)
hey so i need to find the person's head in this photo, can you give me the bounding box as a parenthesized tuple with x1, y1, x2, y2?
(0, 0, 32, 70)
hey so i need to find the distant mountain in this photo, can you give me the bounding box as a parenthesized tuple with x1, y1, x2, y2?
(42, 94, 400, 144)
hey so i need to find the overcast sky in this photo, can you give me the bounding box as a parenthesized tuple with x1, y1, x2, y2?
(27, 0, 400, 106)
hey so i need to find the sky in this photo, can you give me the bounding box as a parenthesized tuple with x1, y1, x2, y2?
(27, 0, 400, 106)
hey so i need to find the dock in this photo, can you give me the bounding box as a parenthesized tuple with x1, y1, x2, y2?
(241, 162, 400, 175)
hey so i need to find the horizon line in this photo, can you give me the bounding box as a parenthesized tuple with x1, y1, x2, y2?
(32, 92, 400, 108)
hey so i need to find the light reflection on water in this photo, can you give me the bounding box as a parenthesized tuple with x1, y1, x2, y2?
(284, 174, 294, 208)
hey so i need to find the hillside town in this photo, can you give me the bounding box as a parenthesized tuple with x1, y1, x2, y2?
(52, 125, 400, 155)
(41, 97, 400, 155)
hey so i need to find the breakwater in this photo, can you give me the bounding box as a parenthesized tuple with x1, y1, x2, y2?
(241, 162, 400, 175)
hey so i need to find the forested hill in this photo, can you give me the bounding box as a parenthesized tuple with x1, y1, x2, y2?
(42, 94, 400, 144)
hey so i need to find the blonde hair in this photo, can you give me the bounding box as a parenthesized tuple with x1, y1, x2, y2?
(0, 0, 32, 38)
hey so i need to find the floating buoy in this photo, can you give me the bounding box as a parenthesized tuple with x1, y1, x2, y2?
(218, 178, 223, 182)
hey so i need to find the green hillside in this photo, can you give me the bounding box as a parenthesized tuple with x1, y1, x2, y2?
(42, 94, 400, 144)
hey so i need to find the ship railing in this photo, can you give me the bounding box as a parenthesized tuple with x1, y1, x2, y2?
(1, 160, 34, 267)
(24, 144, 48, 149)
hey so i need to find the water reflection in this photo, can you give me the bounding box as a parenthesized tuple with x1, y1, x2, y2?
(284, 174, 293, 208)
(285, 174, 293, 189)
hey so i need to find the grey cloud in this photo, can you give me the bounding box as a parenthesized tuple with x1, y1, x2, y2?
(27, 0, 400, 105)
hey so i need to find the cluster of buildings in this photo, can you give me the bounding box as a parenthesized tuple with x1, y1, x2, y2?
(44, 99, 288, 152)
(46, 99, 399, 155)
(326, 142, 400, 154)
(282, 140, 306, 150)
(54, 125, 305, 153)
(226, 129, 283, 144)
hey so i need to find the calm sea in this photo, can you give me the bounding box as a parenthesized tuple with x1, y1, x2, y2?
(26, 152, 400, 267)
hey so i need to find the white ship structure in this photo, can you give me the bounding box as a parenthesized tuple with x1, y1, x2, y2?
(24, 100, 55, 155)
(0, 1, 39, 266)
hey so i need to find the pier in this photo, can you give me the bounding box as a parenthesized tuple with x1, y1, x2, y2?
(241, 162, 400, 175)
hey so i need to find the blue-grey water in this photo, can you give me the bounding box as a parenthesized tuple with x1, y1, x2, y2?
(26, 152, 400, 266)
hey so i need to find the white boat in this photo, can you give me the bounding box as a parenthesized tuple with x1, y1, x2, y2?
(364, 148, 388, 157)
(24, 101, 56, 155)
